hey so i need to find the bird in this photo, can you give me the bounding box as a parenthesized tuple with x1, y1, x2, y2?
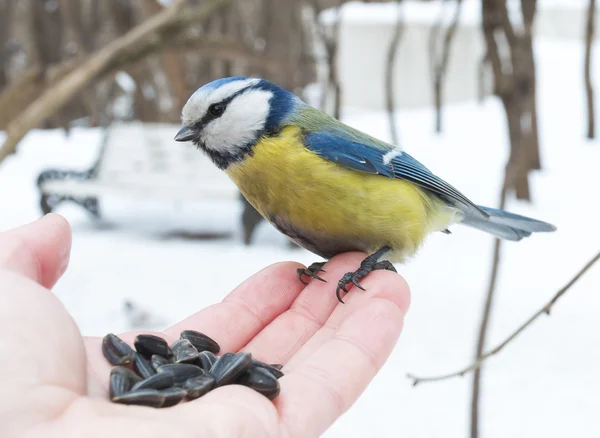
(174, 76, 556, 303)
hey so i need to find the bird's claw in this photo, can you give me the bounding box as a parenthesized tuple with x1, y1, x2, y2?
(297, 262, 327, 285)
(352, 278, 366, 290)
(336, 272, 366, 303)
(335, 257, 397, 303)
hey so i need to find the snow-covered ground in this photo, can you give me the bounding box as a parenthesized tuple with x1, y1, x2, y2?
(1, 39, 599, 437)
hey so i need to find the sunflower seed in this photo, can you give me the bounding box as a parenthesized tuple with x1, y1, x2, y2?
(195, 351, 217, 372)
(251, 360, 284, 379)
(112, 389, 165, 407)
(131, 371, 175, 392)
(236, 366, 280, 400)
(159, 387, 187, 408)
(151, 354, 171, 372)
(104, 330, 284, 408)
(109, 366, 140, 399)
(134, 334, 172, 359)
(180, 330, 220, 355)
(102, 333, 135, 366)
(183, 375, 216, 400)
(158, 363, 204, 385)
(133, 352, 156, 379)
(210, 352, 252, 387)
(171, 339, 200, 363)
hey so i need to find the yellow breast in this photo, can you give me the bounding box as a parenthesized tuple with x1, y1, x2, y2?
(226, 126, 457, 261)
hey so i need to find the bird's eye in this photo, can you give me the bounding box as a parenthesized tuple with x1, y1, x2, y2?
(208, 103, 226, 118)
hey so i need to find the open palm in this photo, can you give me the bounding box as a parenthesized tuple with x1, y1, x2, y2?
(0, 214, 409, 438)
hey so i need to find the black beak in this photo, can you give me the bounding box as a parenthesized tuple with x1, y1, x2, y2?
(174, 126, 195, 142)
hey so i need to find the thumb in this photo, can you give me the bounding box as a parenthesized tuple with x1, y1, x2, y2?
(0, 214, 72, 289)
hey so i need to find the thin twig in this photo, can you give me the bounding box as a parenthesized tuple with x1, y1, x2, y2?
(311, 0, 343, 118)
(385, 0, 403, 146)
(428, 0, 446, 81)
(470, 172, 507, 438)
(407, 249, 600, 385)
(328, 4, 342, 120)
(585, 0, 596, 139)
(430, 0, 463, 133)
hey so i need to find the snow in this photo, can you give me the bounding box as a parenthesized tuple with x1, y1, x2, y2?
(1, 38, 599, 437)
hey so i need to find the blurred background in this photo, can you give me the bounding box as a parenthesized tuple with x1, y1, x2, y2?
(0, 0, 599, 437)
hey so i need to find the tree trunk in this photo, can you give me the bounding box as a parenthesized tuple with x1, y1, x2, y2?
(502, 95, 531, 200)
(520, 0, 540, 170)
(480, 0, 537, 201)
(0, 0, 14, 91)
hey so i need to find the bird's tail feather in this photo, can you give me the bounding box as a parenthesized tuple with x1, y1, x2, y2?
(460, 205, 556, 241)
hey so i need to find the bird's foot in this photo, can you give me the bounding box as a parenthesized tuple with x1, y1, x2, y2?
(336, 247, 396, 303)
(297, 262, 327, 285)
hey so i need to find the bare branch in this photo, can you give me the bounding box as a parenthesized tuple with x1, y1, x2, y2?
(0, 0, 233, 163)
(385, 0, 403, 146)
(430, 0, 463, 133)
(173, 35, 290, 74)
(428, 0, 446, 79)
(407, 250, 600, 385)
(0, 60, 80, 129)
(312, 0, 343, 118)
(428, 0, 446, 124)
(585, 0, 596, 139)
(470, 173, 508, 438)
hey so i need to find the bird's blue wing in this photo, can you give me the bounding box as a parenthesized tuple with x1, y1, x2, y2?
(303, 131, 487, 218)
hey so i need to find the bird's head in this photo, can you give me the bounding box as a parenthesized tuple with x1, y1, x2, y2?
(175, 76, 300, 169)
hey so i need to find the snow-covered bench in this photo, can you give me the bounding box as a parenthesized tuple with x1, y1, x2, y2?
(36, 121, 265, 243)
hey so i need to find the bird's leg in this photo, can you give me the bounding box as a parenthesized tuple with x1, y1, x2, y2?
(297, 261, 327, 285)
(336, 246, 397, 303)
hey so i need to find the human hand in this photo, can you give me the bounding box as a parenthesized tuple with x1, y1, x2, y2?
(0, 214, 410, 438)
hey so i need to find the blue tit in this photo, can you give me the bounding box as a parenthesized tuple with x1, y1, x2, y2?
(175, 77, 556, 303)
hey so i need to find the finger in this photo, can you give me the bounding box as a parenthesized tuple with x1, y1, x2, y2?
(0, 214, 71, 289)
(239, 253, 366, 364)
(276, 273, 409, 437)
(286, 268, 410, 368)
(85, 262, 307, 396)
(0, 270, 87, 397)
(164, 261, 307, 353)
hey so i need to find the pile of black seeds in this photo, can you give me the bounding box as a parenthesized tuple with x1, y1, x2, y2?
(102, 330, 283, 408)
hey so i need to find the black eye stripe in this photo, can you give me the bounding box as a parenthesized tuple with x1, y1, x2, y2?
(193, 88, 252, 131)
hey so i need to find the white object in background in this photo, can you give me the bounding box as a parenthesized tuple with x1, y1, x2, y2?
(535, 0, 600, 41)
(318, 0, 491, 112)
(316, 0, 598, 113)
(38, 121, 240, 203)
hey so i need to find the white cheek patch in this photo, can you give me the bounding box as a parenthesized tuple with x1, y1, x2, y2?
(181, 78, 261, 126)
(201, 90, 273, 153)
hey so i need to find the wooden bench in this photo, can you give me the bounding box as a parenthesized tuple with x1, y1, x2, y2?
(36, 121, 265, 243)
